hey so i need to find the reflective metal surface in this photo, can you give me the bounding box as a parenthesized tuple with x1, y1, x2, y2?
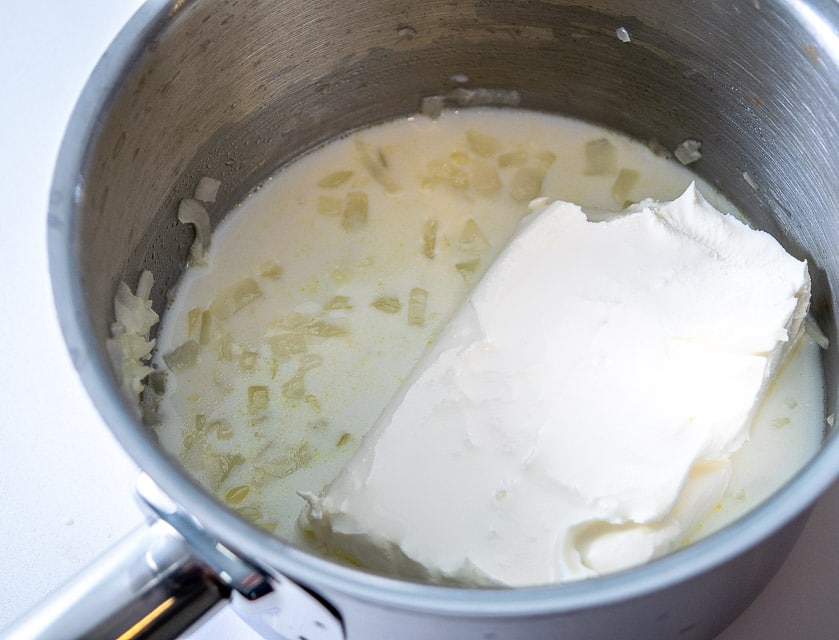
(1, 517, 225, 640)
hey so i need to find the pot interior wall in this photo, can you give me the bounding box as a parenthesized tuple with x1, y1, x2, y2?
(79, 0, 839, 469)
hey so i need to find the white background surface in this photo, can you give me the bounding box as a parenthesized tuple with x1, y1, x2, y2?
(1, 2, 839, 638)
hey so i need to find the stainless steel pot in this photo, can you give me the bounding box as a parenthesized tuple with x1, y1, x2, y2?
(6, 0, 839, 638)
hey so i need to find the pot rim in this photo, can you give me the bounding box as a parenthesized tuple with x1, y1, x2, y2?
(48, 0, 839, 618)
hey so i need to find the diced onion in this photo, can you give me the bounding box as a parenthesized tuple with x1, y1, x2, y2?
(163, 340, 200, 371)
(248, 386, 269, 413)
(425, 158, 469, 189)
(647, 139, 673, 159)
(372, 296, 402, 314)
(299, 353, 324, 372)
(209, 278, 262, 321)
(584, 138, 618, 175)
(674, 139, 702, 165)
(194, 176, 222, 203)
(325, 295, 353, 310)
(303, 320, 347, 337)
(535, 150, 557, 168)
(497, 149, 528, 167)
(187, 307, 202, 337)
(471, 159, 501, 195)
(267, 333, 307, 358)
(611, 168, 641, 206)
(178, 198, 211, 263)
(257, 261, 284, 279)
(509, 166, 545, 202)
(422, 218, 438, 259)
(239, 351, 258, 372)
(342, 192, 369, 230)
(317, 170, 354, 188)
(420, 95, 446, 119)
(408, 288, 428, 326)
(317, 195, 342, 217)
(282, 374, 306, 399)
(114, 279, 158, 336)
(447, 87, 521, 108)
(456, 258, 480, 281)
(466, 130, 501, 157)
(262, 442, 314, 478)
(136, 269, 154, 300)
(460, 218, 490, 253)
(225, 484, 250, 505)
(355, 140, 399, 193)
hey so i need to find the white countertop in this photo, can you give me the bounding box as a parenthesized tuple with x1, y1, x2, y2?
(1, 2, 838, 638)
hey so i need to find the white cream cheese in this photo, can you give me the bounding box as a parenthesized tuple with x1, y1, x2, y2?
(299, 183, 811, 586)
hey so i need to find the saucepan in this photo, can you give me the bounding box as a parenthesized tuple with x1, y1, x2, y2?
(5, 0, 839, 638)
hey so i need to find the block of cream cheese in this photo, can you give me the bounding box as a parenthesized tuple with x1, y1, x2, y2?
(298, 183, 811, 586)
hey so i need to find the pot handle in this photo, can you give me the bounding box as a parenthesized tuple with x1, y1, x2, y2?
(1, 473, 282, 640)
(2, 474, 345, 640)
(1, 517, 230, 639)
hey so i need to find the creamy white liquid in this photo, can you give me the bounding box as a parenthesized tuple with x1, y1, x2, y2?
(151, 108, 824, 562)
